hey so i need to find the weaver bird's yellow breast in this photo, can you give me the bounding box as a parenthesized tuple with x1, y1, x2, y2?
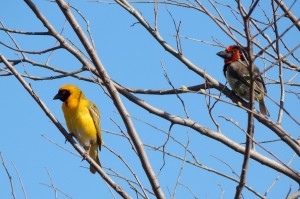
(63, 98, 97, 147)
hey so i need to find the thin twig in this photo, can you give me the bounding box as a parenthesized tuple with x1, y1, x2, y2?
(0, 152, 16, 199)
(45, 168, 58, 199)
(171, 132, 189, 199)
(11, 162, 28, 199)
(104, 145, 149, 199)
(41, 134, 81, 157)
(264, 153, 297, 197)
(161, 61, 189, 118)
(271, 0, 284, 124)
(40, 183, 73, 199)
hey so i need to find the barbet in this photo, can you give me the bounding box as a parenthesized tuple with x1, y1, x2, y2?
(217, 45, 270, 116)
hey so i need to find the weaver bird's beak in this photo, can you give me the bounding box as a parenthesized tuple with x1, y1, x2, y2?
(53, 89, 70, 102)
(216, 51, 231, 59)
(53, 93, 62, 100)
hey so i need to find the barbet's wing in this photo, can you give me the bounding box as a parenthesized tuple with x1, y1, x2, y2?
(227, 60, 250, 85)
(231, 60, 266, 95)
(253, 65, 267, 93)
(88, 101, 103, 150)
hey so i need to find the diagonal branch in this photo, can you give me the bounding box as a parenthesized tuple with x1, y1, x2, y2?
(0, 53, 132, 199)
(54, 0, 165, 198)
(113, 83, 300, 183)
(112, 0, 300, 155)
(274, 0, 300, 31)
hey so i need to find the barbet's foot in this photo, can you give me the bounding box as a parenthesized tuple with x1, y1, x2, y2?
(228, 89, 239, 98)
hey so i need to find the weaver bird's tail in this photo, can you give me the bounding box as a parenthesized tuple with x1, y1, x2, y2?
(89, 144, 101, 174)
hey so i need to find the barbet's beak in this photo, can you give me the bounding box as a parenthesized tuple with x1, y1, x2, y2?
(216, 51, 231, 59)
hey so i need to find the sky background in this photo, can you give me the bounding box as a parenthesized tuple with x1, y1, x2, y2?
(0, 0, 300, 198)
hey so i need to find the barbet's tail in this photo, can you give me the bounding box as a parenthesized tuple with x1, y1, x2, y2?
(259, 100, 270, 117)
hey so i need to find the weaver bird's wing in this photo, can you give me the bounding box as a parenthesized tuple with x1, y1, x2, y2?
(88, 102, 103, 150)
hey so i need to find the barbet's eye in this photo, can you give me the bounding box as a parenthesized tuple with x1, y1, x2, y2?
(227, 52, 233, 58)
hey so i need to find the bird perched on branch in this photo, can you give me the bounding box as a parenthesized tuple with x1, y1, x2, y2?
(53, 84, 103, 173)
(217, 45, 270, 116)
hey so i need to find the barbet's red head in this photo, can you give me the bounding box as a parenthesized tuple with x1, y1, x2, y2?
(217, 45, 247, 64)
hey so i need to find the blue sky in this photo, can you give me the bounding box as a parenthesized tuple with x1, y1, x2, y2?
(0, 0, 300, 198)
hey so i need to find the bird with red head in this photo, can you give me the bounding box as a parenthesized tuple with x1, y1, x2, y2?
(217, 45, 270, 116)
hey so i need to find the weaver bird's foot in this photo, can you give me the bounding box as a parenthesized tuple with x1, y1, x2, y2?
(65, 133, 75, 144)
(81, 143, 92, 161)
(81, 152, 89, 162)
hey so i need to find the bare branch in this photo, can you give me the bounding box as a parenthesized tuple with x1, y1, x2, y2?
(0, 27, 49, 35)
(113, 83, 300, 182)
(234, 3, 255, 197)
(0, 41, 62, 54)
(274, 0, 300, 31)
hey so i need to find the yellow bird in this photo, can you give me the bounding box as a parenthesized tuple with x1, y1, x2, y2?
(53, 84, 102, 174)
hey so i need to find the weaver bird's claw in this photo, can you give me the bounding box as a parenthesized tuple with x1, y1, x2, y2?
(81, 152, 89, 162)
(65, 133, 75, 144)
